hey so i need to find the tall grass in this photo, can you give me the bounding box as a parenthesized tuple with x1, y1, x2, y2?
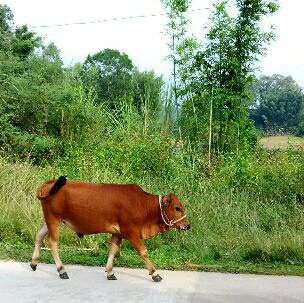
(0, 148, 304, 270)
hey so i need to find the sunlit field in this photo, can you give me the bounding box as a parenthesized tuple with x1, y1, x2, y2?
(260, 135, 304, 150)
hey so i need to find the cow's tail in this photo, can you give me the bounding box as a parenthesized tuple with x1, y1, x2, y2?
(37, 176, 67, 201)
(49, 176, 67, 195)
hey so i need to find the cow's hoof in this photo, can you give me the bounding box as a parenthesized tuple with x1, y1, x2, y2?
(107, 274, 117, 280)
(59, 272, 69, 279)
(30, 263, 37, 271)
(152, 274, 162, 282)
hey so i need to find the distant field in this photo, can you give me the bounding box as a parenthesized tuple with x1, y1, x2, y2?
(259, 135, 304, 150)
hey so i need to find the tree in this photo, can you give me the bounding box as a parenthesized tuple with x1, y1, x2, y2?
(43, 42, 63, 64)
(82, 48, 134, 107)
(11, 25, 41, 59)
(131, 70, 163, 135)
(251, 74, 304, 134)
(0, 5, 14, 55)
(161, 0, 193, 139)
(0, 4, 13, 33)
(178, 0, 278, 154)
(132, 70, 163, 115)
(0, 6, 65, 138)
(0, 4, 41, 60)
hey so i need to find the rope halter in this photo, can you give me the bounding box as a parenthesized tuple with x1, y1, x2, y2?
(158, 195, 187, 227)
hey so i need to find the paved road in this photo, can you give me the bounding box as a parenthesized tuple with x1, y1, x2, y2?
(0, 261, 303, 303)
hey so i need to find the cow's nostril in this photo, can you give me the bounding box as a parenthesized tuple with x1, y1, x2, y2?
(186, 224, 191, 230)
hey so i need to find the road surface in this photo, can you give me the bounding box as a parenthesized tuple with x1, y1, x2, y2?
(0, 261, 303, 303)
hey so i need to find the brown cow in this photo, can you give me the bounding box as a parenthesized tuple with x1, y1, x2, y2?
(30, 176, 190, 282)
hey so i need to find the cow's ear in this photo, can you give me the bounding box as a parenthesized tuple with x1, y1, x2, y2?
(162, 194, 173, 208)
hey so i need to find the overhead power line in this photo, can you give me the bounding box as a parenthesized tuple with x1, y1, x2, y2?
(31, 7, 209, 29)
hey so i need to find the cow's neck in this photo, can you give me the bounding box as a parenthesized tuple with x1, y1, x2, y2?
(140, 195, 169, 239)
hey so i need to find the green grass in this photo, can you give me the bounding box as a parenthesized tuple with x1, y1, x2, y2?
(0, 154, 304, 276)
(1, 242, 303, 276)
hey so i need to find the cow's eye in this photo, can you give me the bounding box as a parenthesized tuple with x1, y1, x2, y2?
(175, 207, 181, 212)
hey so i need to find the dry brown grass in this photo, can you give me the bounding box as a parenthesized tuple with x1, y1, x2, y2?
(259, 135, 304, 150)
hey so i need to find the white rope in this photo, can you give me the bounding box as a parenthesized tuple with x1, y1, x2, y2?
(158, 195, 186, 227)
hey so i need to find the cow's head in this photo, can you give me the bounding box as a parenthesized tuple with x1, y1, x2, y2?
(161, 193, 190, 230)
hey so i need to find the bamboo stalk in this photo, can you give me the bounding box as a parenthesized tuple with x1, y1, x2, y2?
(208, 89, 213, 171)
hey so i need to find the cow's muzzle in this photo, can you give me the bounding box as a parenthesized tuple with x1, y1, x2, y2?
(180, 223, 191, 231)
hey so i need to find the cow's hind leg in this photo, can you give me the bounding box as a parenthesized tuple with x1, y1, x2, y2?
(47, 220, 69, 279)
(129, 236, 162, 282)
(31, 222, 48, 271)
(105, 234, 122, 280)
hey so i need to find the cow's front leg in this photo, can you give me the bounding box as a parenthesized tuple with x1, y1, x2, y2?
(105, 234, 122, 280)
(128, 236, 162, 282)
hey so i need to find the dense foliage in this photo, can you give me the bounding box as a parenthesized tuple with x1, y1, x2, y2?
(0, 5, 164, 163)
